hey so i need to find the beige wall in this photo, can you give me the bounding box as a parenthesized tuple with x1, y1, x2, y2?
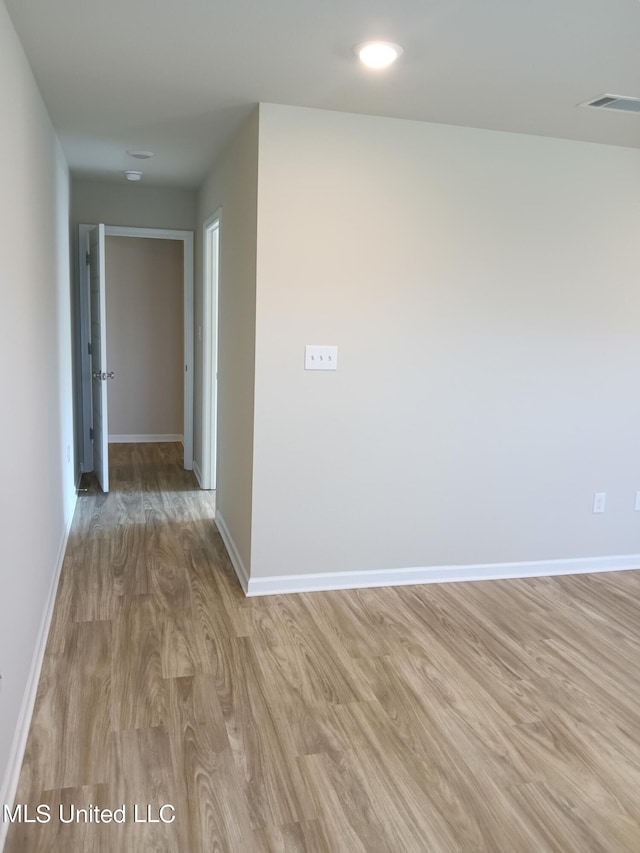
(105, 237, 183, 438)
(249, 104, 640, 579)
(196, 110, 259, 572)
(72, 179, 197, 231)
(0, 0, 74, 816)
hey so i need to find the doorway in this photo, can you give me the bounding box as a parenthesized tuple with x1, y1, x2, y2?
(78, 224, 194, 484)
(199, 211, 221, 491)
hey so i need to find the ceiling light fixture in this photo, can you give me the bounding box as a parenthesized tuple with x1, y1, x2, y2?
(126, 150, 154, 159)
(356, 41, 403, 70)
(124, 170, 142, 182)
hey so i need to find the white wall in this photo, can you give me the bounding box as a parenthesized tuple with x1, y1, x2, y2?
(105, 236, 184, 439)
(0, 0, 74, 825)
(250, 103, 640, 581)
(197, 110, 259, 575)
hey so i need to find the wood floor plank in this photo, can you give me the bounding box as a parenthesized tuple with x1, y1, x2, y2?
(520, 672, 640, 766)
(4, 785, 108, 853)
(186, 546, 253, 644)
(300, 590, 397, 659)
(72, 537, 116, 622)
(15, 620, 111, 794)
(109, 522, 148, 597)
(503, 778, 640, 853)
(517, 576, 640, 664)
(275, 598, 376, 706)
(167, 698, 256, 853)
(542, 636, 640, 729)
(253, 820, 333, 853)
(111, 594, 166, 731)
(252, 641, 347, 758)
(166, 673, 229, 755)
(535, 712, 640, 822)
(107, 727, 181, 852)
(329, 701, 471, 851)
(214, 635, 317, 828)
(398, 582, 535, 687)
(296, 753, 381, 853)
(44, 551, 77, 655)
(151, 561, 205, 678)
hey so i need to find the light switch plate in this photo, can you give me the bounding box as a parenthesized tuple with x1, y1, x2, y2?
(305, 345, 338, 370)
(593, 492, 606, 514)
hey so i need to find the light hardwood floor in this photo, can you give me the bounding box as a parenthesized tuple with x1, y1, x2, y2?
(6, 442, 640, 851)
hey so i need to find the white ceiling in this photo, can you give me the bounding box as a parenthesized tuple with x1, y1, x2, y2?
(5, 0, 640, 188)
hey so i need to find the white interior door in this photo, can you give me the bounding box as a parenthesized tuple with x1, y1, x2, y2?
(89, 224, 109, 492)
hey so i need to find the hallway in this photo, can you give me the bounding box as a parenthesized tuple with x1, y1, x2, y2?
(6, 442, 228, 851)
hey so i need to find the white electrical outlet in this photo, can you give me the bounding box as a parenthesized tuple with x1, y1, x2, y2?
(593, 492, 607, 514)
(635, 491, 640, 512)
(305, 345, 338, 371)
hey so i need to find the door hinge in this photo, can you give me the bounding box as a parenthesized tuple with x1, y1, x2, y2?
(86, 251, 90, 265)
(89, 427, 94, 440)
(88, 341, 92, 355)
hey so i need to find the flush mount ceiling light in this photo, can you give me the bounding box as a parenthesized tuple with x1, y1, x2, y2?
(124, 170, 142, 182)
(126, 150, 154, 159)
(356, 41, 403, 69)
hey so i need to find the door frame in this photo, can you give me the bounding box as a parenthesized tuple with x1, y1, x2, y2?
(78, 224, 195, 471)
(88, 224, 109, 491)
(200, 210, 221, 490)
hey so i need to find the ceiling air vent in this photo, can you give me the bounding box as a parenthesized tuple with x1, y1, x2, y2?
(581, 94, 640, 113)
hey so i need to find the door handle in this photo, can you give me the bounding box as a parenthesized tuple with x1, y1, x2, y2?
(92, 371, 115, 380)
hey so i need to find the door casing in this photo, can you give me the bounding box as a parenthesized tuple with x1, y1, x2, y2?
(200, 210, 221, 490)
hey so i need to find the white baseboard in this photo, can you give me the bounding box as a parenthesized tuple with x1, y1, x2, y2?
(0, 494, 77, 852)
(108, 434, 183, 444)
(245, 553, 640, 597)
(215, 511, 249, 594)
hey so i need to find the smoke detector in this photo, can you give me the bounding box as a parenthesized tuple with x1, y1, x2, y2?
(126, 150, 154, 159)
